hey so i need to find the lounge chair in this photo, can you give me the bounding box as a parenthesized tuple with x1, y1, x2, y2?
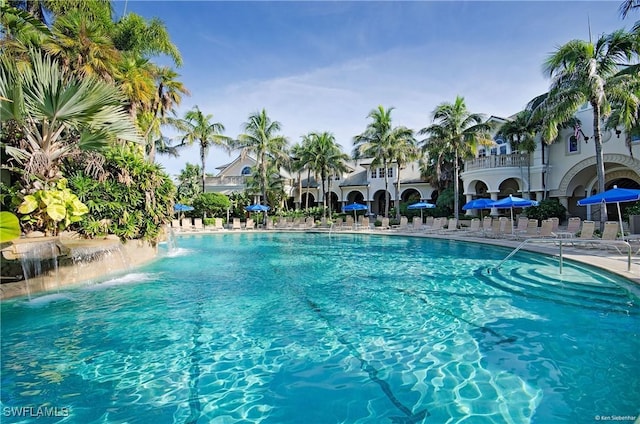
(557, 217, 581, 238)
(214, 218, 224, 230)
(344, 215, 355, 230)
(424, 217, 445, 234)
(232, 218, 242, 230)
(192, 218, 203, 231)
(524, 219, 556, 239)
(438, 218, 458, 234)
(378, 217, 390, 230)
(513, 217, 529, 238)
(571, 220, 596, 247)
(411, 216, 422, 231)
(305, 217, 315, 229)
(461, 218, 481, 235)
(171, 219, 181, 231)
(266, 219, 275, 230)
(360, 217, 370, 230)
(480, 216, 493, 237)
(516, 219, 539, 240)
(393, 216, 409, 231)
(245, 218, 255, 230)
(421, 216, 435, 230)
(601, 221, 624, 253)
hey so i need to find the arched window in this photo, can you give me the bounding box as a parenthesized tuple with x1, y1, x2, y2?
(490, 136, 509, 155)
(241, 166, 252, 176)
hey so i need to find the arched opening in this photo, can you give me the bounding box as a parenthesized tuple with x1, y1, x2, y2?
(326, 192, 340, 214)
(498, 178, 520, 197)
(372, 190, 392, 216)
(401, 188, 421, 203)
(301, 193, 315, 209)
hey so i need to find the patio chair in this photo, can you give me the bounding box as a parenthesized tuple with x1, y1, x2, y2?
(601, 221, 624, 254)
(525, 219, 556, 239)
(393, 216, 408, 231)
(423, 216, 435, 229)
(438, 218, 458, 234)
(171, 219, 181, 231)
(305, 216, 315, 229)
(245, 218, 255, 230)
(192, 218, 203, 231)
(513, 216, 529, 238)
(232, 218, 242, 230)
(557, 217, 581, 238)
(411, 216, 422, 231)
(424, 217, 445, 234)
(214, 218, 224, 230)
(360, 216, 370, 230)
(571, 220, 596, 248)
(378, 217, 390, 230)
(461, 218, 481, 235)
(480, 216, 493, 236)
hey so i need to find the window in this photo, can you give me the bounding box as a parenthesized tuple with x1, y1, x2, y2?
(333, 174, 340, 181)
(567, 135, 580, 154)
(370, 168, 377, 179)
(241, 166, 252, 176)
(387, 167, 393, 178)
(378, 167, 385, 178)
(491, 136, 509, 156)
(478, 148, 487, 158)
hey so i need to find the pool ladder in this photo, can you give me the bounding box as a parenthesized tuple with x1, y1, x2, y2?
(490, 238, 632, 274)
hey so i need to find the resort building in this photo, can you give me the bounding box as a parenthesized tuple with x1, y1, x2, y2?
(462, 105, 640, 221)
(205, 105, 640, 220)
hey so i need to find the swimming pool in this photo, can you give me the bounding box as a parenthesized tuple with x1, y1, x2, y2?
(1, 232, 638, 423)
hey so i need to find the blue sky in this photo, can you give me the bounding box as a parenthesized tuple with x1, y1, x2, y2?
(118, 1, 632, 178)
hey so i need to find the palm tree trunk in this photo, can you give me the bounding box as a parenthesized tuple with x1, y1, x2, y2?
(592, 102, 608, 228)
(395, 165, 402, 220)
(453, 147, 460, 221)
(200, 143, 206, 193)
(321, 171, 327, 219)
(305, 169, 311, 209)
(383, 160, 390, 217)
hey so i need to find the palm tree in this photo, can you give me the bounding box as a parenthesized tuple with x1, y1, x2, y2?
(619, 0, 640, 18)
(307, 132, 349, 218)
(177, 163, 202, 203)
(353, 105, 396, 217)
(176, 106, 230, 193)
(43, 10, 121, 83)
(419, 96, 492, 220)
(235, 109, 289, 206)
(605, 71, 640, 158)
(0, 50, 141, 189)
(388, 127, 418, 220)
(499, 110, 538, 198)
(532, 29, 637, 225)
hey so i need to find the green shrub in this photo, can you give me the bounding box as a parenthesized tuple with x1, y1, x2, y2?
(523, 199, 566, 223)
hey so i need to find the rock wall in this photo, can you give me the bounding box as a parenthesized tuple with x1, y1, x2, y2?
(0, 238, 158, 300)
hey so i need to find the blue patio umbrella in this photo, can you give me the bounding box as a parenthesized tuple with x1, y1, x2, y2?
(174, 203, 194, 212)
(490, 195, 539, 233)
(244, 204, 271, 212)
(342, 202, 368, 221)
(577, 186, 640, 240)
(462, 198, 494, 219)
(462, 198, 494, 211)
(407, 201, 435, 221)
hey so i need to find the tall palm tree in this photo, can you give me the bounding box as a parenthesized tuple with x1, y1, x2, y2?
(43, 10, 121, 83)
(532, 29, 637, 225)
(619, 0, 640, 18)
(605, 71, 640, 157)
(419, 96, 491, 220)
(0, 50, 141, 189)
(499, 110, 537, 198)
(235, 109, 288, 206)
(353, 105, 395, 217)
(176, 106, 230, 193)
(307, 132, 349, 218)
(388, 127, 418, 220)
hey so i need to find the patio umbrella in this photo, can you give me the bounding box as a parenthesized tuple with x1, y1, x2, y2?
(244, 204, 271, 212)
(342, 202, 368, 222)
(490, 195, 539, 233)
(577, 186, 640, 241)
(462, 198, 494, 219)
(407, 201, 435, 222)
(174, 203, 194, 212)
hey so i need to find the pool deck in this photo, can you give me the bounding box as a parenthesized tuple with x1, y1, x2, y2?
(174, 226, 640, 285)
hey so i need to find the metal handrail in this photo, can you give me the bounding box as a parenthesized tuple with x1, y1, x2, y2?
(491, 238, 632, 274)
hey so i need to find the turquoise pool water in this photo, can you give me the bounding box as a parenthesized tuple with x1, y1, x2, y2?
(1, 232, 639, 423)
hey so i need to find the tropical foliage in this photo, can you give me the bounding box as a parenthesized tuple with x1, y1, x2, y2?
(420, 96, 492, 220)
(236, 109, 289, 207)
(67, 147, 175, 241)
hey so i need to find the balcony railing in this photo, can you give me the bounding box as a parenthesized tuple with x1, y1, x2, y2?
(205, 176, 249, 186)
(464, 153, 529, 171)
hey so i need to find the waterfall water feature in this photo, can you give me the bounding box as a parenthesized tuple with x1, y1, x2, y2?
(165, 226, 178, 254)
(18, 240, 60, 299)
(69, 242, 130, 276)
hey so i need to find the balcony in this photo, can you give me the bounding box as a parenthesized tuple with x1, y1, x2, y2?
(464, 153, 529, 171)
(205, 176, 249, 186)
